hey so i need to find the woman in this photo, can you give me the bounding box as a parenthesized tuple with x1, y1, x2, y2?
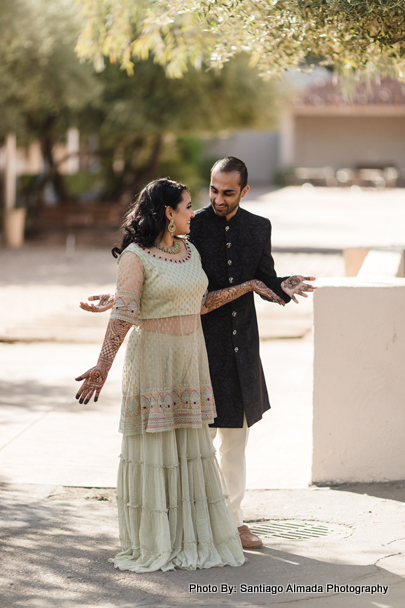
(75, 178, 285, 573)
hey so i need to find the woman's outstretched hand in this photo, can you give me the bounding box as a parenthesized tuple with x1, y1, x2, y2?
(75, 365, 108, 404)
(80, 294, 114, 313)
(281, 276, 317, 304)
(250, 280, 286, 305)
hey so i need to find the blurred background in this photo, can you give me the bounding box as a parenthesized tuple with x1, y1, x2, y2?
(1, 0, 405, 249)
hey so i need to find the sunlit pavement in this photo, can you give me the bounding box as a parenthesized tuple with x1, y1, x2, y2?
(1, 187, 405, 607)
(243, 185, 405, 251)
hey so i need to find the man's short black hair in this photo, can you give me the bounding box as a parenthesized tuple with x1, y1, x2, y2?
(211, 156, 248, 190)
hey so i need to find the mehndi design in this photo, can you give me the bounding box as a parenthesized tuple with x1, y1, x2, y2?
(202, 279, 285, 314)
(75, 318, 132, 404)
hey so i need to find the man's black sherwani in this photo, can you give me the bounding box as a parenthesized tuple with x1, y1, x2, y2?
(189, 204, 290, 429)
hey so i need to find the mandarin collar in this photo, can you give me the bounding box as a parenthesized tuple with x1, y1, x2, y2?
(207, 204, 242, 224)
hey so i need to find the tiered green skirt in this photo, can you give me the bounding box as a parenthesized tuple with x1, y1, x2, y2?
(110, 424, 246, 572)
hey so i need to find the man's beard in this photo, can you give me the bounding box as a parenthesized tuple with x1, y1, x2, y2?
(210, 197, 240, 217)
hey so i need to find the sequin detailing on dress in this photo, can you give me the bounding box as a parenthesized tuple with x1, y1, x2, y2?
(110, 241, 216, 434)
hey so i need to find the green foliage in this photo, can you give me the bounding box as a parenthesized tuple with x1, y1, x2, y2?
(148, 136, 207, 203)
(273, 166, 297, 187)
(63, 172, 105, 199)
(0, 0, 98, 141)
(81, 55, 285, 200)
(76, 0, 405, 81)
(92, 54, 283, 138)
(1, 1, 287, 205)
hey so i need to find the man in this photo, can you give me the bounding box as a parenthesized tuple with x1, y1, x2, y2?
(82, 156, 315, 548)
(189, 157, 315, 548)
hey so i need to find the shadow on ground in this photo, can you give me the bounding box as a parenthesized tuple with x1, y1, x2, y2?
(0, 484, 403, 608)
(330, 482, 405, 504)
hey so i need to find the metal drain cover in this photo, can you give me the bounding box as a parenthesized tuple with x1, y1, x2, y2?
(249, 520, 346, 541)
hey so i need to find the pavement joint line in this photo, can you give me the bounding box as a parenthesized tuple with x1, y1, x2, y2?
(0, 396, 73, 453)
(0, 409, 51, 453)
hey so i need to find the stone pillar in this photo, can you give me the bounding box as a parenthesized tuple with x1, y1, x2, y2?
(66, 127, 80, 174)
(3, 132, 26, 248)
(4, 132, 17, 210)
(279, 111, 295, 166)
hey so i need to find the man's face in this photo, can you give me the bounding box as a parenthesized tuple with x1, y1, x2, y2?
(210, 169, 250, 221)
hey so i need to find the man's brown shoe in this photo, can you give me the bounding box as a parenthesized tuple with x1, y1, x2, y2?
(238, 524, 263, 549)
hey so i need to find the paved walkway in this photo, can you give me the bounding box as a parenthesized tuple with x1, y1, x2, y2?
(242, 185, 405, 251)
(1, 187, 405, 607)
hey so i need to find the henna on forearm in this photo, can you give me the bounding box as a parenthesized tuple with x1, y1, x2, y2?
(201, 280, 284, 314)
(202, 282, 252, 314)
(98, 318, 132, 371)
(75, 318, 132, 404)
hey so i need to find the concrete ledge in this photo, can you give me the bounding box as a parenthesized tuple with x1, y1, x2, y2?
(358, 248, 405, 278)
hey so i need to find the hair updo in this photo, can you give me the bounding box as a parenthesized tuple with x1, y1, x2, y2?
(112, 178, 189, 258)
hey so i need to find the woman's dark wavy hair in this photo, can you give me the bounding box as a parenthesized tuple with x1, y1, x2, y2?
(112, 178, 189, 258)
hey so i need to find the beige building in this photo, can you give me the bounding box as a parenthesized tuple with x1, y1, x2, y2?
(205, 73, 405, 185)
(283, 75, 405, 184)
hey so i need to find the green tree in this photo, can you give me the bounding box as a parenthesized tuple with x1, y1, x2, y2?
(0, 0, 286, 207)
(85, 54, 285, 201)
(0, 0, 99, 203)
(76, 0, 405, 81)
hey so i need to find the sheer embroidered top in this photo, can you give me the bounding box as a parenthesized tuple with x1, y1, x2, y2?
(110, 240, 216, 434)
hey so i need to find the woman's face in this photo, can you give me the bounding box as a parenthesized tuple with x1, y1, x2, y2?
(170, 190, 195, 235)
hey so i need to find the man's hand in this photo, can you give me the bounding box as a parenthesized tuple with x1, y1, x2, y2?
(281, 276, 316, 304)
(79, 294, 114, 313)
(75, 365, 108, 403)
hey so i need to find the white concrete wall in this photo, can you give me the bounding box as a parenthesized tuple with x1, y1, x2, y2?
(312, 250, 405, 483)
(358, 249, 405, 279)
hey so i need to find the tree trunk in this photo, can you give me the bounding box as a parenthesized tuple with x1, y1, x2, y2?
(135, 134, 163, 188)
(39, 115, 70, 204)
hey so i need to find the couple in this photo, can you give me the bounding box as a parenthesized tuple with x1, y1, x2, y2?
(76, 156, 315, 573)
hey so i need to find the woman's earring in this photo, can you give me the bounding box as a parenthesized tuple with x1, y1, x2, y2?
(168, 218, 176, 234)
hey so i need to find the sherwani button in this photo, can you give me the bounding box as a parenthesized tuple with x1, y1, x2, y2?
(225, 226, 230, 231)
(234, 347, 238, 353)
(229, 277, 234, 283)
(228, 260, 232, 266)
(232, 311, 237, 317)
(233, 330, 237, 335)
(226, 242, 232, 248)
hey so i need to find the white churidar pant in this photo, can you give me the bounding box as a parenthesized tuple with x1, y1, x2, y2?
(210, 415, 249, 528)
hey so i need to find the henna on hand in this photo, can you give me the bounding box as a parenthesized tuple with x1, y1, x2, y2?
(75, 365, 109, 404)
(282, 276, 301, 289)
(75, 318, 132, 403)
(281, 275, 317, 304)
(80, 294, 115, 313)
(201, 280, 285, 314)
(96, 294, 115, 307)
(250, 280, 285, 305)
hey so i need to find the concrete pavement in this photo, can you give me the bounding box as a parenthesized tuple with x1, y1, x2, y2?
(1, 187, 405, 607)
(1, 475, 405, 607)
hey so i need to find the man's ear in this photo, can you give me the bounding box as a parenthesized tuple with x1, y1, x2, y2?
(241, 185, 250, 199)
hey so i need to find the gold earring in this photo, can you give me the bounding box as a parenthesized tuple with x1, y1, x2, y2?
(168, 218, 176, 234)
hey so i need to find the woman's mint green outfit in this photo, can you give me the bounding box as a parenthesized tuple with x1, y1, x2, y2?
(108, 240, 245, 572)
